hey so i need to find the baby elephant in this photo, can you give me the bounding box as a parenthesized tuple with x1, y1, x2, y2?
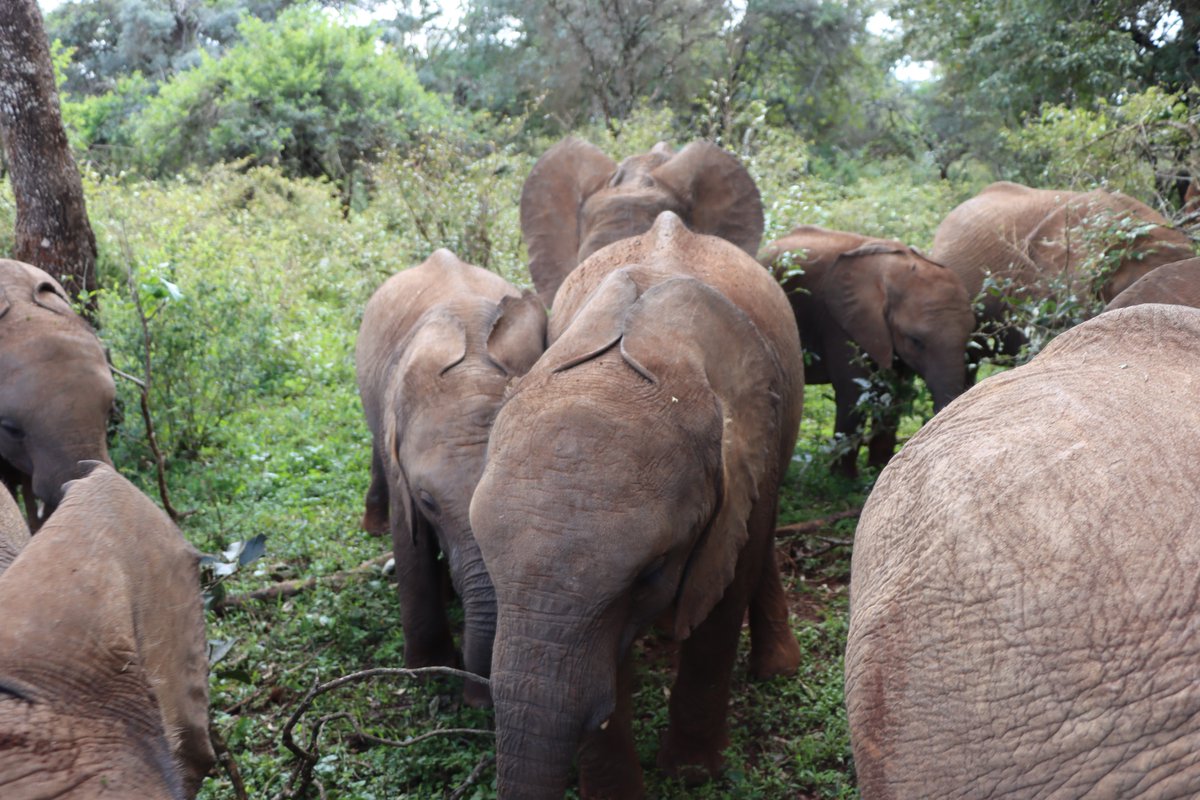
(473, 213, 804, 799)
(761, 225, 974, 476)
(356, 250, 546, 706)
(846, 304, 1200, 798)
(0, 462, 214, 798)
(0, 259, 115, 529)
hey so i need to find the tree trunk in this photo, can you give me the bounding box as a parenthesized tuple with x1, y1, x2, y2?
(0, 0, 98, 310)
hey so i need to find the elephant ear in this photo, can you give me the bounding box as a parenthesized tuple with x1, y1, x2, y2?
(544, 268, 641, 374)
(385, 311, 469, 545)
(822, 246, 897, 369)
(618, 277, 781, 640)
(32, 275, 74, 316)
(520, 137, 617, 305)
(0, 284, 9, 319)
(651, 142, 764, 258)
(486, 291, 547, 377)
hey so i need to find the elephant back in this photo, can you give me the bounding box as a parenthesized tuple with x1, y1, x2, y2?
(846, 304, 1200, 797)
(1106, 257, 1200, 311)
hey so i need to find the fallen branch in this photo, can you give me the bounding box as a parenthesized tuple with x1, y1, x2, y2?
(208, 717, 248, 800)
(775, 508, 862, 538)
(270, 666, 492, 800)
(212, 554, 391, 615)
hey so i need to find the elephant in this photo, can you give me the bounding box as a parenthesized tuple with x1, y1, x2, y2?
(844, 303, 1200, 798)
(355, 249, 546, 707)
(761, 225, 974, 476)
(520, 137, 764, 306)
(0, 461, 214, 798)
(0, 259, 115, 529)
(471, 212, 804, 799)
(0, 485, 28, 576)
(1106, 256, 1200, 311)
(931, 180, 1195, 364)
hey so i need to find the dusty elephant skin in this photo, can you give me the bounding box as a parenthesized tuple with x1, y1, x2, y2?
(0, 462, 214, 799)
(761, 225, 974, 476)
(0, 259, 115, 529)
(845, 304, 1200, 799)
(1106, 257, 1200, 311)
(931, 181, 1195, 361)
(0, 484, 29, 576)
(355, 249, 546, 707)
(472, 212, 804, 800)
(519, 136, 764, 306)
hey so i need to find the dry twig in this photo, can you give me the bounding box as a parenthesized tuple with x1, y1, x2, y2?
(269, 666, 492, 800)
(775, 508, 862, 538)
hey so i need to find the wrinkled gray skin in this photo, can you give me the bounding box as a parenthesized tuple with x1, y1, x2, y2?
(0, 484, 28, 576)
(931, 181, 1195, 363)
(761, 226, 974, 476)
(846, 304, 1200, 799)
(472, 213, 804, 800)
(0, 259, 114, 530)
(1106, 257, 1200, 311)
(0, 462, 214, 798)
(356, 249, 546, 707)
(520, 137, 764, 306)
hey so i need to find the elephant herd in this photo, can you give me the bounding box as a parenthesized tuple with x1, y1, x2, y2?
(1, 134, 1198, 798)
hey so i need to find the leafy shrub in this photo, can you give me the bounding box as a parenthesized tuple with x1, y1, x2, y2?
(129, 5, 458, 191)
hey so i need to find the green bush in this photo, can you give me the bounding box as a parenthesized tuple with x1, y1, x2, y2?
(129, 5, 458, 190)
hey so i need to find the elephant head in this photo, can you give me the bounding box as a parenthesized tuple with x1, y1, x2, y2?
(819, 242, 975, 412)
(519, 137, 764, 305)
(0, 462, 214, 798)
(0, 259, 114, 528)
(356, 250, 546, 707)
(0, 485, 28, 576)
(472, 258, 790, 798)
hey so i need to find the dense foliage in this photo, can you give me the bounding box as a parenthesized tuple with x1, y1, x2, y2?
(7, 0, 1199, 797)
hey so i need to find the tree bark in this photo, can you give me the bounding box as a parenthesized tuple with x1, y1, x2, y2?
(0, 0, 98, 308)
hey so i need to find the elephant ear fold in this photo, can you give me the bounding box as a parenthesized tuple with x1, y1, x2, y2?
(618, 277, 781, 640)
(486, 291, 547, 377)
(520, 137, 617, 306)
(823, 250, 894, 369)
(0, 284, 10, 319)
(31, 272, 74, 316)
(543, 268, 640, 374)
(651, 142, 764, 258)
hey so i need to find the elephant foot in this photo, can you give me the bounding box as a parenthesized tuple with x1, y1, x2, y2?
(657, 727, 727, 786)
(749, 632, 802, 679)
(461, 676, 492, 709)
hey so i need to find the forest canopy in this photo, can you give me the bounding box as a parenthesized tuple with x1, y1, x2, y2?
(42, 0, 1199, 207)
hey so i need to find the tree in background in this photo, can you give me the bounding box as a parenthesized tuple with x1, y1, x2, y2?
(0, 0, 98, 304)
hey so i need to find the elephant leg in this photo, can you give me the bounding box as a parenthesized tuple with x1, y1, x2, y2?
(748, 545, 801, 679)
(829, 356, 869, 478)
(361, 442, 389, 537)
(659, 498, 777, 781)
(577, 652, 643, 800)
(393, 515, 457, 669)
(866, 403, 901, 471)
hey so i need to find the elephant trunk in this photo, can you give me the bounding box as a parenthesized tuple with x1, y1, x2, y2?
(923, 357, 968, 414)
(490, 616, 614, 799)
(450, 539, 496, 707)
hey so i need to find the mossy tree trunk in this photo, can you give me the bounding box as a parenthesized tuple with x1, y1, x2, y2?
(0, 0, 98, 309)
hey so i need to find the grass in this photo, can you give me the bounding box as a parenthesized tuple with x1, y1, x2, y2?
(0, 157, 948, 800)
